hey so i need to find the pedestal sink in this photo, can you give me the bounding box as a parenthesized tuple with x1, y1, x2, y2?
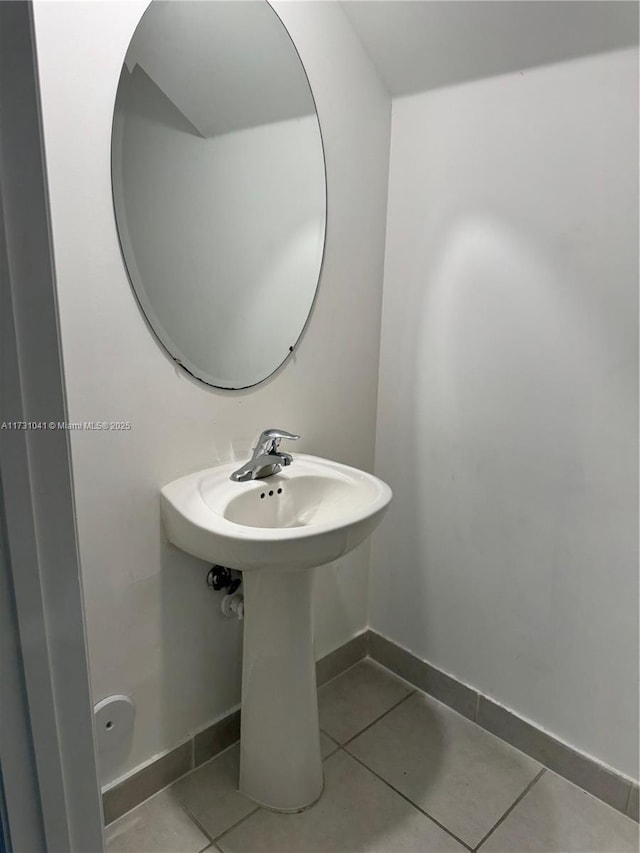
(161, 453, 392, 812)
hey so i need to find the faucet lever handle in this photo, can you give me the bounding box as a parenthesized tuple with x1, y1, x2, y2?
(255, 428, 300, 456)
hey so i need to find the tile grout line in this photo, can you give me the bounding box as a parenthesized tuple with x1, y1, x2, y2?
(104, 746, 205, 829)
(319, 730, 342, 757)
(104, 639, 364, 826)
(318, 653, 368, 689)
(340, 690, 416, 747)
(369, 632, 637, 823)
(170, 753, 262, 848)
(473, 767, 547, 851)
(149, 742, 246, 842)
(343, 747, 474, 852)
(319, 729, 340, 745)
(212, 734, 344, 846)
(209, 735, 348, 846)
(174, 798, 218, 845)
(213, 805, 262, 845)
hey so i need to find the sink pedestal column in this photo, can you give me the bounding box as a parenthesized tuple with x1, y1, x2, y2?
(239, 567, 323, 812)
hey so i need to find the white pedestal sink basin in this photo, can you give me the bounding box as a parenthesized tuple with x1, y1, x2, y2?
(161, 454, 392, 811)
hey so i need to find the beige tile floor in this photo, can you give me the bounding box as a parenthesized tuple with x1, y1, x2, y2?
(106, 660, 639, 853)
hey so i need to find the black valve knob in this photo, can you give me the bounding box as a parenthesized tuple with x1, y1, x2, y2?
(228, 577, 241, 595)
(208, 565, 232, 591)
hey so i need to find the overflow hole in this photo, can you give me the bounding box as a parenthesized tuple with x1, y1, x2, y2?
(268, 490, 274, 496)
(106, 721, 113, 730)
(260, 493, 265, 499)
(277, 488, 282, 494)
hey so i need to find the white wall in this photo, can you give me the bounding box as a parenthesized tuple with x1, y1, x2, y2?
(114, 65, 325, 387)
(372, 47, 638, 779)
(32, 0, 390, 786)
(342, 0, 639, 97)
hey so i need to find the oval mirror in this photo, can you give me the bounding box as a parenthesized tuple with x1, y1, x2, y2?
(111, 1, 326, 389)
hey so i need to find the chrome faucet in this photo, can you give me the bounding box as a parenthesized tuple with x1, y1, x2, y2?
(230, 428, 300, 482)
